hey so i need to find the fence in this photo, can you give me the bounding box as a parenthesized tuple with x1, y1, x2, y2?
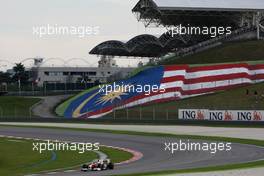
(4, 82, 97, 96)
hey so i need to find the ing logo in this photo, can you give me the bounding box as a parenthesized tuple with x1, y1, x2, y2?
(253, 111, 262, 121)
(224, 111, 233, 121)
(197, 110, 205, 120)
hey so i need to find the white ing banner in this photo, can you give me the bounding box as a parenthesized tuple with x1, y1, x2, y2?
(178, 109, 209, 120)
(179, 109, 264, 122)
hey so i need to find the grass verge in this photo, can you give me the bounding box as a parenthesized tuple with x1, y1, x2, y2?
(160, 40, 264, 65)
(0, 136, 133, 176)
(0, 137, 97, 176)
(101, 147, 133, 163)
(0, 96, 41, 118)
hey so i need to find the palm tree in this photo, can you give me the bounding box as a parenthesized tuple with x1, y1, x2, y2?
(13, 63, 28, 84)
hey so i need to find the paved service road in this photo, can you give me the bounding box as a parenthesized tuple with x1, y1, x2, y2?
(32, 95, 71, 118)
(1, 126, 264, 176)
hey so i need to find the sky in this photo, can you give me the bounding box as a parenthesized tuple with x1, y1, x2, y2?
(0, 0, 162, 69)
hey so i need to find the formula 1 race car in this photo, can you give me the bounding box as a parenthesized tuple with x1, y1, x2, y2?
(81, 159, 114, 172)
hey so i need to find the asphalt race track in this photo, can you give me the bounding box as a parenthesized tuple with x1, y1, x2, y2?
(1, 126, 264, 176)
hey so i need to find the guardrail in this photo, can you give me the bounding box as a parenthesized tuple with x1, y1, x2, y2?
(0, 117, 264, 127)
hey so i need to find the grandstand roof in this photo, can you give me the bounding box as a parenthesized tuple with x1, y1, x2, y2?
(89, 33, 208, 58)
(132, 0, 264, 27)
(150, 0, 264, 11)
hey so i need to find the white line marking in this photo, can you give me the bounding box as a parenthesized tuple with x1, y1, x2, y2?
(63, 170, 76, 173)
(47, 172, 58, 175)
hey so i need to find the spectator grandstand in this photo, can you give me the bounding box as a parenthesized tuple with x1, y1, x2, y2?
(161, 26, 258, 61)
(90, 0, 264, 63)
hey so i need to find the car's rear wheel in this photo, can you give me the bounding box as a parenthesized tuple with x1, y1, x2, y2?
(108, 163, 114, 170)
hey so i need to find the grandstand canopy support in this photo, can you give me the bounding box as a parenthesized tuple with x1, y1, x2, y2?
(132, 0, 264, 28)
(256, 12, 264, 39)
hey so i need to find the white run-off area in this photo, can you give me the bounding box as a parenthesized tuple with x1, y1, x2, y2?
(164, 167, 264, 176)
(0, 123, 263, 140)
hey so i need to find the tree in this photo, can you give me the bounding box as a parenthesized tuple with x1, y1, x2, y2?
(12, 63, 29, 84)
(0, 72, 11, 83)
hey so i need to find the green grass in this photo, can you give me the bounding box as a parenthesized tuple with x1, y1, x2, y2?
(0, 137, 97, 176)
(100, 147, 133, 163)
(110, 83, 264, 120)
(0, 137, 133, 176)
(160, 40, 264, 65)
(128, 65, 152, 77)
(0, 96, 41, 118)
